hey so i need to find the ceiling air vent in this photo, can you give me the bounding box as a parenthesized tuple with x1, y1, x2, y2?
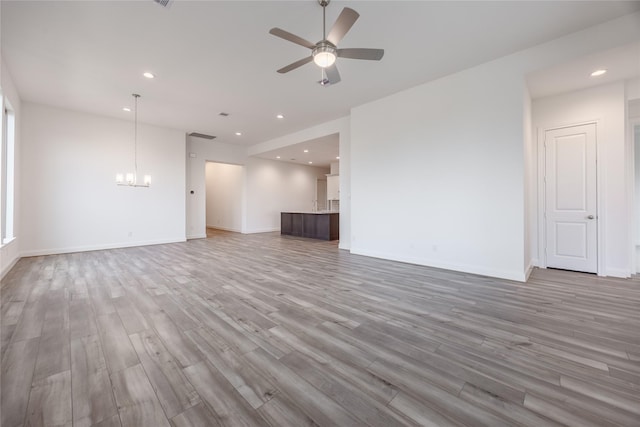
(188, 132, 216, 140)
(153, 0, 173, 8)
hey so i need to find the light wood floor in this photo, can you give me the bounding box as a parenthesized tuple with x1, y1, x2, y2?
(2, 229, 640, 427)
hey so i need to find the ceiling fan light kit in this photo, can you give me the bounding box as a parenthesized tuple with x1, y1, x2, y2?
(269, 0, 384, 85)
(313, 43, 337, 68)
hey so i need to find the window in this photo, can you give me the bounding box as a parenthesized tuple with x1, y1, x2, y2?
(1, 94, 16, 245)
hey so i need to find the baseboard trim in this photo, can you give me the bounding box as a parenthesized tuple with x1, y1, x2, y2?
(243, 228, 280, 234)
(524, 260, 536, 281)
(187, 234, 207, 240)
(207, 226, 242, 233)
(350, 247, 527, 282)
(20, 237, 187, 257)
(605, 268, 631, 279)
(1, 256, 21, 281)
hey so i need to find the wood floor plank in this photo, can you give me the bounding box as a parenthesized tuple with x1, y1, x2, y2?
(11, 297, 46, 342)
(182, 360, 267, 427)
(559, 375, 640, 416)
(2, 230, 639, 427)
(256, 395, 320, 427)
(185, 328, 277, 410)
(91, 414, 123, 427)
(388, 391, 463, 427)
(147, 311, 203, 368)
(523, 393, 608, 427)
(32, 328, 71, 383)
(113, 295, 150, 335)
(26, 370, 73, 427)
(281, 350, 415, 427)
(243, 348, 365, 427)
(97, 312, 140, 373)
(1, 337, 40, 427)
(70, 334, 119, 427)
(170, 402, 221, 427)
(129, 330, 201, 418)
(459, 383, 564, 427)
(69, 300, 98, 339)
(110, 363, 171, 427)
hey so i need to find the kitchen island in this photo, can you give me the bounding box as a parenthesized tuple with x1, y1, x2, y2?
(281, 212, 339, 241)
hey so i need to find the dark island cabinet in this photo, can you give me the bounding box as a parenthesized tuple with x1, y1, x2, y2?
(281, 212, 339, 241)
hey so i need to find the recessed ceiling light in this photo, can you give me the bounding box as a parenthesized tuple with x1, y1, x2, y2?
(303, 149, 309, 153)
(123, 107, 131, 112)
(143, 72, 155, 79)
(308, 161, 313, 164)
(590, 69, 607, 77)
(336, 156, 340, 159)
(276, 156, 281, 159)
(276, 114, 284, 119)
(235, 132, 242, 136)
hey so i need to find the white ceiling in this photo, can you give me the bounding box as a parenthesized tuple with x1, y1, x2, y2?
(527, 41, 640, 99)
(2, 0, 640, 150)
(255, 133, 339, 168)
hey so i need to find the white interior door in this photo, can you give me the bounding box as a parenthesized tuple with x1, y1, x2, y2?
(545, 123, 597, 273)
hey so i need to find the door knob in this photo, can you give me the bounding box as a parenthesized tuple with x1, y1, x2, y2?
(587, 215, 594, 220)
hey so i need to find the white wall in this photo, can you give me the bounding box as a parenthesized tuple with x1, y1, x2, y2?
(635, 125, 640, 270)
(533, 82, 628, 277)
(205, 162, 243, 232)
(351, 61, 527, 281)
(0, 58, 22, 278)
(338, 122, 351, 251)
(20, 103, 186, 255)
(523, 86, 534, 277)
(629, 90, 640, 272)
(245, 157, 329, 233)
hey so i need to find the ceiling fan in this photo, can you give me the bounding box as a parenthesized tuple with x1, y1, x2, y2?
(269, 0, 384, 86)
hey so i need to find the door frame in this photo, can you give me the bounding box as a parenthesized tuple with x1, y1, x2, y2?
(537, 120, 604, 275)
(629, 116, 640, 275)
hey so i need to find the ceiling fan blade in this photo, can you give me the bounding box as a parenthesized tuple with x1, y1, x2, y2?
(325, 65, 341, 85)
(269, 28, 315, 50)
(326, 7, 359, 46)
(337, 48, 384, 61)
(277, 56, 313, 74)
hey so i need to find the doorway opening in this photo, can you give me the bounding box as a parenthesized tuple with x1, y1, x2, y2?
(205, 162, 244, 235)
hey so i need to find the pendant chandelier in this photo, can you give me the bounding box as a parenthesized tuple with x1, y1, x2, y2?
(116, 93, 151, 187)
